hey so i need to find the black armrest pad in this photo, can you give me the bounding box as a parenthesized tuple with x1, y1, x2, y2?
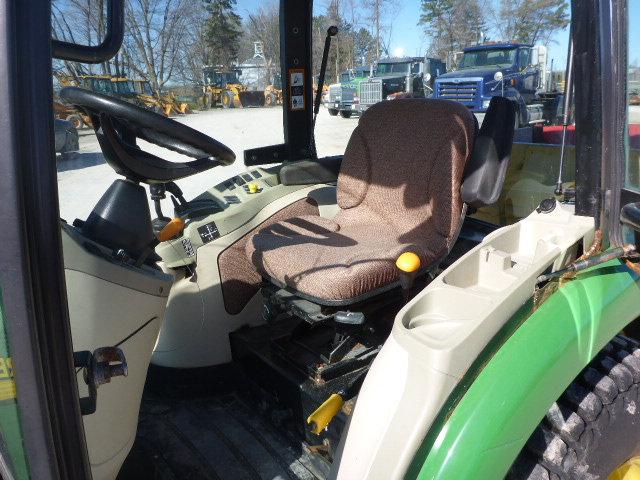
(279, 156, 342, 185)
(461, 97, 516, 208)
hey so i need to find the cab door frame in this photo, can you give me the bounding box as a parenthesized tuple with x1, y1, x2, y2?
(0, 0, 92, 478)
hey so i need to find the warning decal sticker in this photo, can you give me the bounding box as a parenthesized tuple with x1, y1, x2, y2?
(289, 68, 305, 111)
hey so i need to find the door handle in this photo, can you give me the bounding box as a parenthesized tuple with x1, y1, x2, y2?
(74, 347, 128, 415)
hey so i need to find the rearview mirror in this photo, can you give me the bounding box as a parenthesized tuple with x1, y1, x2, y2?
(51, 0, 124, 63)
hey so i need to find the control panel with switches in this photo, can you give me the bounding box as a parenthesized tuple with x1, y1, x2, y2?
(155, 167, 312, 267)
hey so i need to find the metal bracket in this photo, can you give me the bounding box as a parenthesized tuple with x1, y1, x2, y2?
(74, 347, 128, 415)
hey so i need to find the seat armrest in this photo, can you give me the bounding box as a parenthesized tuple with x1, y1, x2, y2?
(279, 156, 342, 185)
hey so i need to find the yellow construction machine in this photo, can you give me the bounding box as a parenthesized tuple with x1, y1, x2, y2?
(54, 72, 187, 117)
(264, 73, 283, 106)
(130, 79, 190, 115)
(202, 67, 265, 108)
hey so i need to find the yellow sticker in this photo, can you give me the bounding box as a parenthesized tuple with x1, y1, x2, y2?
(0, 357, 16, 401)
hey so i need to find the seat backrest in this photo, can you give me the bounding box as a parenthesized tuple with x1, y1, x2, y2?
(461, 96, 516, 208)
(335, 98, 476, 253)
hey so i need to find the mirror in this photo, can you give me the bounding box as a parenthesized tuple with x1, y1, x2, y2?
(51, 0, 110, 48)
(51, 0, 124, 63)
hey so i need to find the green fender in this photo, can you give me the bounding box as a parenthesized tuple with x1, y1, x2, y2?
(407, 259, 640, 480)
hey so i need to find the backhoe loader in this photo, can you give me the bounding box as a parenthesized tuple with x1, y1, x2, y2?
(130, 79, 190, 115)
(202, 66, 265, 108)
(264, 73, 283, 106)
(4, 2, 640, 480)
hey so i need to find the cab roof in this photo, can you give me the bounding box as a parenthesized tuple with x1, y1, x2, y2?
(463, 43, 532, 53)
(378, 56, 424, 64)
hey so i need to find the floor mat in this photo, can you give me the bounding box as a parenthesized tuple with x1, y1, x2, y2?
(118, 368, 328, 480)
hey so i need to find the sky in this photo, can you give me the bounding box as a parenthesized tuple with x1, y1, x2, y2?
(235, 0, 640, 72)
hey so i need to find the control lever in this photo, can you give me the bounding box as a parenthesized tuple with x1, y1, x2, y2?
(313, 25, 339, 124)
(396, 252, 421, 302)
(74, 347, 128, 415)
(334, 311, 365, 325)
(149, 183, 170, 223)
(328, 311, 365, 363)
(307, 367, 368, 435)
(165, 181, 187, 205)
(310, 25, 338, 158)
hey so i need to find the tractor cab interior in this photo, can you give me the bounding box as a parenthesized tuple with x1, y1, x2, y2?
(45, 1, 580, 478)
(59, 37, 517, 476)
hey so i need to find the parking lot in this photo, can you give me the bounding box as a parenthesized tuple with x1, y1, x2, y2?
(56, 106, 357, 222)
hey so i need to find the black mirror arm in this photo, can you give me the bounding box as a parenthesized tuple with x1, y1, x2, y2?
(52, 0, 124, 63)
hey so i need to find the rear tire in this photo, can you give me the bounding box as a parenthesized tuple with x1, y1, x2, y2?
(328, 108, 339, 116)
(222, 91, 235, 109)
(66, 114, 83, 130)
(340, 110, 352, 119)
(508, 335, 640, 479)
(265, 93, 276, 106)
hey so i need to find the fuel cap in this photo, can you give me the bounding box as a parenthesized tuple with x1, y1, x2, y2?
(536, 198, 556, 214)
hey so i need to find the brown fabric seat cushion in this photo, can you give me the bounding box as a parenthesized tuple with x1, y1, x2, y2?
(246, 216, 446, 303)
(246, 98, 476, 303)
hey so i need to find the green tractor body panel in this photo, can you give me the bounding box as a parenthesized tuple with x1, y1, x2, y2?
(409, 259, 640, 480)
(0, 289, 29, 479)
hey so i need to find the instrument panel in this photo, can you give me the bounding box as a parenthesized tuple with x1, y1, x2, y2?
(156, 167, 309, 268)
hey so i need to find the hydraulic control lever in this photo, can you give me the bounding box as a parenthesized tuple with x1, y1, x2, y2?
(310, 25, 338, 158)
(307, 367, 369, 435)
(313, 25, 339, 124)
(396, 251, 421, 302)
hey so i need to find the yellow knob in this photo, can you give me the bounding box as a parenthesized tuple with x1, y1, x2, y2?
(248, 182, 259, 194)
(307, 393, 344, 435)
(157, 217, 185, 242)
(396, 252, 421, 273)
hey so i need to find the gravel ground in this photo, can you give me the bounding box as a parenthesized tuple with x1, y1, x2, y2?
(56, 106, 357, 222)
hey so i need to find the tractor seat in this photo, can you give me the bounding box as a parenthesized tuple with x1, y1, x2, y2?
(246, 97, 515, 305)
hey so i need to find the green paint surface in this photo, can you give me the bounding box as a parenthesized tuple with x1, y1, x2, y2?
(411, 259, 640, 479)
(0, 288, 30, 479)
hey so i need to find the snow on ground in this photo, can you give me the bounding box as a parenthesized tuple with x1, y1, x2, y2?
(56, 106, 357, 222)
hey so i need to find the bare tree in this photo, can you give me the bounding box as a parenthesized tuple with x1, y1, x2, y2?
(51, 0, 110, 78)
(363, 0, 398, 59)
(495, 0, 569, 45)
(240, 1, 280, 84)
(419, 0, 486, 60)
(122, 0, 190, 90)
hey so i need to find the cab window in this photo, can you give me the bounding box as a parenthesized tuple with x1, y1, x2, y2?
(519, 48, 531, 69)
(627, 1, 640, 191)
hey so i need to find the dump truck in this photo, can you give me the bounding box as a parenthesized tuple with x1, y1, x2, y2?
(326, 66, 371, 118)
(202, 67, 265, 108)
(357, 56, 446, 112)
(433, 43, 563, 127)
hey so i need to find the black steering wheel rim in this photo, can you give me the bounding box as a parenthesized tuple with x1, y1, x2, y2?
(60, 86, 235, 166)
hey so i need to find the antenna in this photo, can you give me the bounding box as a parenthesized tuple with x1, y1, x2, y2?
(555, 29, 574, 197)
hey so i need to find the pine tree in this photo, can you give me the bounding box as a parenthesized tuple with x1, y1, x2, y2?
(419, 0, 485, 61)
(497, 0, 569, 45)
(203, 0, 242, 67)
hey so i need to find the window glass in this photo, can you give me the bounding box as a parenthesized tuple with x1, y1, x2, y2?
(52, 0, 283, 222)
(519, 48, 531, 69)
(312, 1, 570, 227)
(627, 1, 640, 190)
(458, 48, 517, 69)
(375, 62, 410, 75)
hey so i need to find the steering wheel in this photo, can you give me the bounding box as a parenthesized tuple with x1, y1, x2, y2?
(59, 86, 235, 183)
